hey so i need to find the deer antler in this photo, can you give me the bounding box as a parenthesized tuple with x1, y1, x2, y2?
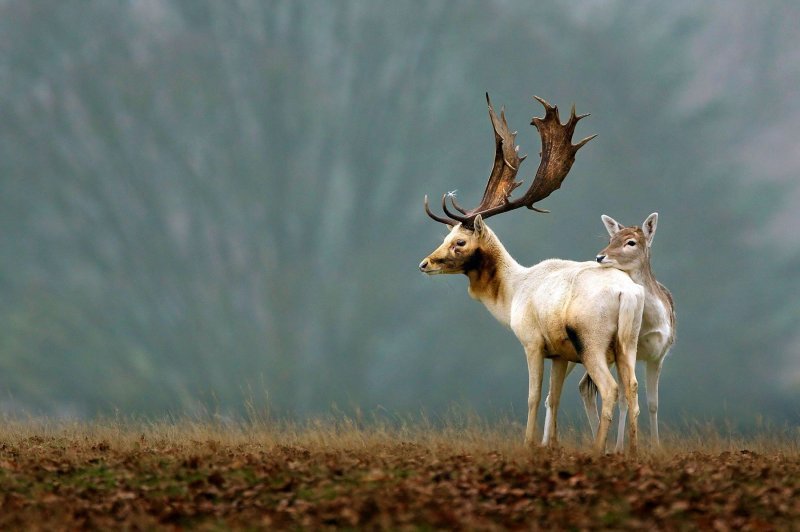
(425, 94, 596, 227)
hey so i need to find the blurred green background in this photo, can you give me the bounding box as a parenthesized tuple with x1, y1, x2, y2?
(1, 1, 799, 429)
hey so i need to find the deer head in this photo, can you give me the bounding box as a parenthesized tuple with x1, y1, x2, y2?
(420, 94, 595, 275)
(595, 213, 659, 272)
(418, 215, 490, 275)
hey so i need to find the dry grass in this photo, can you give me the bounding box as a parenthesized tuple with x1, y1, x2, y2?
(1, 414, 799, 530)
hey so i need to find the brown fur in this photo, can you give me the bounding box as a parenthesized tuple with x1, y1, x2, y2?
(601, 226, 675, 341)
(465, 248, 502, 302)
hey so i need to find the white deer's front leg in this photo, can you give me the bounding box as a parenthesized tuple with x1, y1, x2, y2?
(543, 361, 576, 446)
(542, 359, 569, 447)
(524, 344, 545, 448)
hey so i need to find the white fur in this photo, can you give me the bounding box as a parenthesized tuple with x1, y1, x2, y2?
(547, 213, 674, 450)
(422, 222, 644, 453)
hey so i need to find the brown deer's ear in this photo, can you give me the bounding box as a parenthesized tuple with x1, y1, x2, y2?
(642, 213, 658, 247)
(601, 214, 624, 236)
(473, 214, 486, 239)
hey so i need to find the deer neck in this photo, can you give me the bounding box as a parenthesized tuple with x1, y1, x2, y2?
(627, 256, 673, 328)
(628, 256, 660, 297)
(464, 235, 522, 327)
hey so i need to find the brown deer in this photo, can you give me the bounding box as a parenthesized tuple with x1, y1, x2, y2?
(593, 213, 675, 448)
(543, 214, 676, 450)
(419, 94, 645, 453)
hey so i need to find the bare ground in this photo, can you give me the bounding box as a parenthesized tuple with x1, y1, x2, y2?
(1, 417, 799, 530)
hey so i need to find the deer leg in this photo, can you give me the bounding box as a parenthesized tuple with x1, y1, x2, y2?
(614, 289, 643, 455)
(617, 359, 639, 455)
(614, 361, 639, 454)
(542, 359, 568, 447)
(582, 355, 618, 454)
(614, 364, 629, 453)
(578, 372, 600, 438)
(544, 361, 576, 445)
(543, 394, 553, 445)
(646, 357, 665, 447)
(524, 346, 545, 448)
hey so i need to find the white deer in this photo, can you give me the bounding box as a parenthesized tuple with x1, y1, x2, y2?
(419, 94, 645, 453)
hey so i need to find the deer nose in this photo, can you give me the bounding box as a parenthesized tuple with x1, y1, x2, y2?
(596, 255, 606, 263)
(419, 259, 429, 271)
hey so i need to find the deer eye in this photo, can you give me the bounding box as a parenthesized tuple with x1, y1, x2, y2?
(456, 239, 467, 247)
(626, 240, 637, 247)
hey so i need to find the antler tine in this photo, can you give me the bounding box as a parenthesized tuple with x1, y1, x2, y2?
(532, 95, 560, 125)
(449, 194, 470, 215)
(424, 195, 456, 225)
(574, 133, 598, 151)
(563, 104, 593, 141)
(441, 194, 470, 223)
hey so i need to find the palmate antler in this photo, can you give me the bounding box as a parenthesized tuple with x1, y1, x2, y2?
(425, 93, 596, 227)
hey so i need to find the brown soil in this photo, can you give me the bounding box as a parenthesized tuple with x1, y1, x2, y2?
(0, 419, 798, 530)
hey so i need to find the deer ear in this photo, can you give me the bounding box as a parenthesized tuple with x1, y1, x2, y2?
(601, 214, 624, 236)
(642, 212, 658, 247)
(472, 214, 486, 238)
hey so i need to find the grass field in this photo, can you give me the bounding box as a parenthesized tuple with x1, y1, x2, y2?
(1, 415, 799, 530)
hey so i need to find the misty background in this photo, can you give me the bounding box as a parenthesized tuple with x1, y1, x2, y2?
(1, 1, 799, 430)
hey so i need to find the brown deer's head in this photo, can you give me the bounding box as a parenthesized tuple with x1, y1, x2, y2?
(420, 94, 595, 276)
(595, 213, 659, 272)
